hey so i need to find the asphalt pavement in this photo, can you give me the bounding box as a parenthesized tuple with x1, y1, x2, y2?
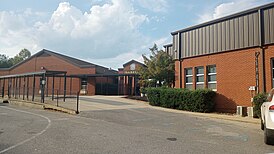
(0, 96, 273, 154)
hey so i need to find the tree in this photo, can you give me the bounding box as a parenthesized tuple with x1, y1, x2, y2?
(0, 49, 31, 68)
(0, 54, 13, 68)
(10, 48, 31, 66)
(139, 44, 175, 87)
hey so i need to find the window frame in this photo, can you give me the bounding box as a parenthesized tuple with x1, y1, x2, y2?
(185, 68, 193, 89)
(195, 66, 204, 88)
(207, 65, 217, 91)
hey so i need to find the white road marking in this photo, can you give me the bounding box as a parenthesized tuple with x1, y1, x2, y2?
(0, 106, 51, 154)
(0, 113, 7, 115)
(53, 118, 69, 121)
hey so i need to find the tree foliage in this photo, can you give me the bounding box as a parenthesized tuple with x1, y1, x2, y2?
(139, 44, 175, 87)
(0, 48, 31, 68)
(0, 54, 13, 68)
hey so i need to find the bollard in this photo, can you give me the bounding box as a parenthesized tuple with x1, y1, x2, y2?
(76, 91, 79, 114)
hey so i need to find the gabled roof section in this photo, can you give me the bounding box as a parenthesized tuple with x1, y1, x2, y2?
(0, 49, 98, 71)
(41, 49, 96, 68)
(123, 60, 145, 67)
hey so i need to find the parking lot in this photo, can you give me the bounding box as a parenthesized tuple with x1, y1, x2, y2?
(0, 96, 274, 154)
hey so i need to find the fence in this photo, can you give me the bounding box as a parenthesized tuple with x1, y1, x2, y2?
(1, 86, 80, 114)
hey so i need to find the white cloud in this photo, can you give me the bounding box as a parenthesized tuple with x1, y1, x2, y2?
(0, 0, 150, 61)
(137, 0, 168, 13)
(197, 0, 271, 23)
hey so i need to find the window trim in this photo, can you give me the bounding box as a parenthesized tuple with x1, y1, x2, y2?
(185, 68, 193, 89)
(195, 66, 204, 89)
(207, 65, 217, 91)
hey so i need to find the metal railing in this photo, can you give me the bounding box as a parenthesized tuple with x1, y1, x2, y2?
(1, 87, 80, 113)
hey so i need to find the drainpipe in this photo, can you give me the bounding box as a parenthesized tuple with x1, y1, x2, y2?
(178, 32, 183, 88)
(259, 9, 266, 93)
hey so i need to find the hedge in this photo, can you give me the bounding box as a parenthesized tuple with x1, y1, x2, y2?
(253, 93, 267, 118)
(146, 87, 216, 113)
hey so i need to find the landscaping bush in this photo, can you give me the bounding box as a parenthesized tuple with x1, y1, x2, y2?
(253, 93, 267, 118)
(146, 87, 161, 106)
(146, 87, 216, 113)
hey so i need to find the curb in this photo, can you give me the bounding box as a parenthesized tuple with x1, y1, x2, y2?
(124, 98, 261, 125)
(3, 99, 77, 115)
(148, 105, 260, 124)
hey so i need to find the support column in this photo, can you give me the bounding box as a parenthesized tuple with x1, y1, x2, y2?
(27, 76, 29, 100)
(23, 76, 26, 100)
(32, 75, 35, 101)
(63, 73, 67, 102)
(52, 76, 55, 101)
(70, 77, 72, 95)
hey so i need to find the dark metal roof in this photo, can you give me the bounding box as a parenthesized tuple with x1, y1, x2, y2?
(163, 43, 172, 47)
(0, 70, 67, 79)
(171, 1, 274, 35)
(0, 49, 117, 76)
(123, 60, 145, 67)
(68, 73, 139, 78)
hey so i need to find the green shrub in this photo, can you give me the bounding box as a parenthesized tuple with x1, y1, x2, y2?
(146, 87, 216, 113)
(146, 87, 161, 106)
(253, 93, 267, 118)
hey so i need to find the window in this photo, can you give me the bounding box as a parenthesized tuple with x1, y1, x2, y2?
(185, 68, 193, 90)
(196, 67, 204, 89)
(207, 65, 217, 91)
(81, 78, 87, 90)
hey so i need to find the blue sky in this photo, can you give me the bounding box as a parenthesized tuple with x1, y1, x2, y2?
(0, 0, 273, 69)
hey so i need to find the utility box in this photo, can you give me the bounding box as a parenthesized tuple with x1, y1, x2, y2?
(247, 107, 254, 117)
(237, 106, 247, 117)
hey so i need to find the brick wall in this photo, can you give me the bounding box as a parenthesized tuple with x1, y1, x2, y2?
(0, 54, 96, 96)
(174, 46, 272, 112)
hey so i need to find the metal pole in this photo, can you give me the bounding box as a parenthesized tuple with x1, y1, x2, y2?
(41, 73, 45, 103)
(23, 76, 25, 100)
(27, 76, 29, 100)
(2, 78, 5, 98)
(7, 78, 10, 98)
(12, 77, 15, 97)
(19, 77, 21, 98)
(32, 75, 35, 101)
(46, 76, 49, 97)
(56, 90, 59, 107)
(76, 91, 79, 114)
(52, 76, 55, 101)
(70, 77, 72, 96)
(63, 73, 67, 102)
(15, 77, 18, 99)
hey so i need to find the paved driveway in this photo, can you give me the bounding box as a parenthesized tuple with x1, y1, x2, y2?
(0, 96, 273, 154)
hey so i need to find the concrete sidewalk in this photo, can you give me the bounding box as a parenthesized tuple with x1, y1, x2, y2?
(119, 96, 260, 125)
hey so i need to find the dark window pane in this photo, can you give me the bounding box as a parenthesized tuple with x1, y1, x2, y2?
(208, 75, 216, 82)
(185, 68, 192, 75)
(196, 67, 204, 74)
(196, 76, 204, 82)
(208, 65, 216, 73)
(196, 84, 204, 89)
(186, 77, 193, 83)
(208, 83, 217, 90)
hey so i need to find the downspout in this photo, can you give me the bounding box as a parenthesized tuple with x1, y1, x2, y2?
(178, 32, 183, 88)
(259, 9, 266, 93)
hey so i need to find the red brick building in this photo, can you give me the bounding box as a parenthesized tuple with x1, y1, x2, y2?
(0, 49, 117, 96)
(118, 60, 145, 95)
(164, 2, 274, 112)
